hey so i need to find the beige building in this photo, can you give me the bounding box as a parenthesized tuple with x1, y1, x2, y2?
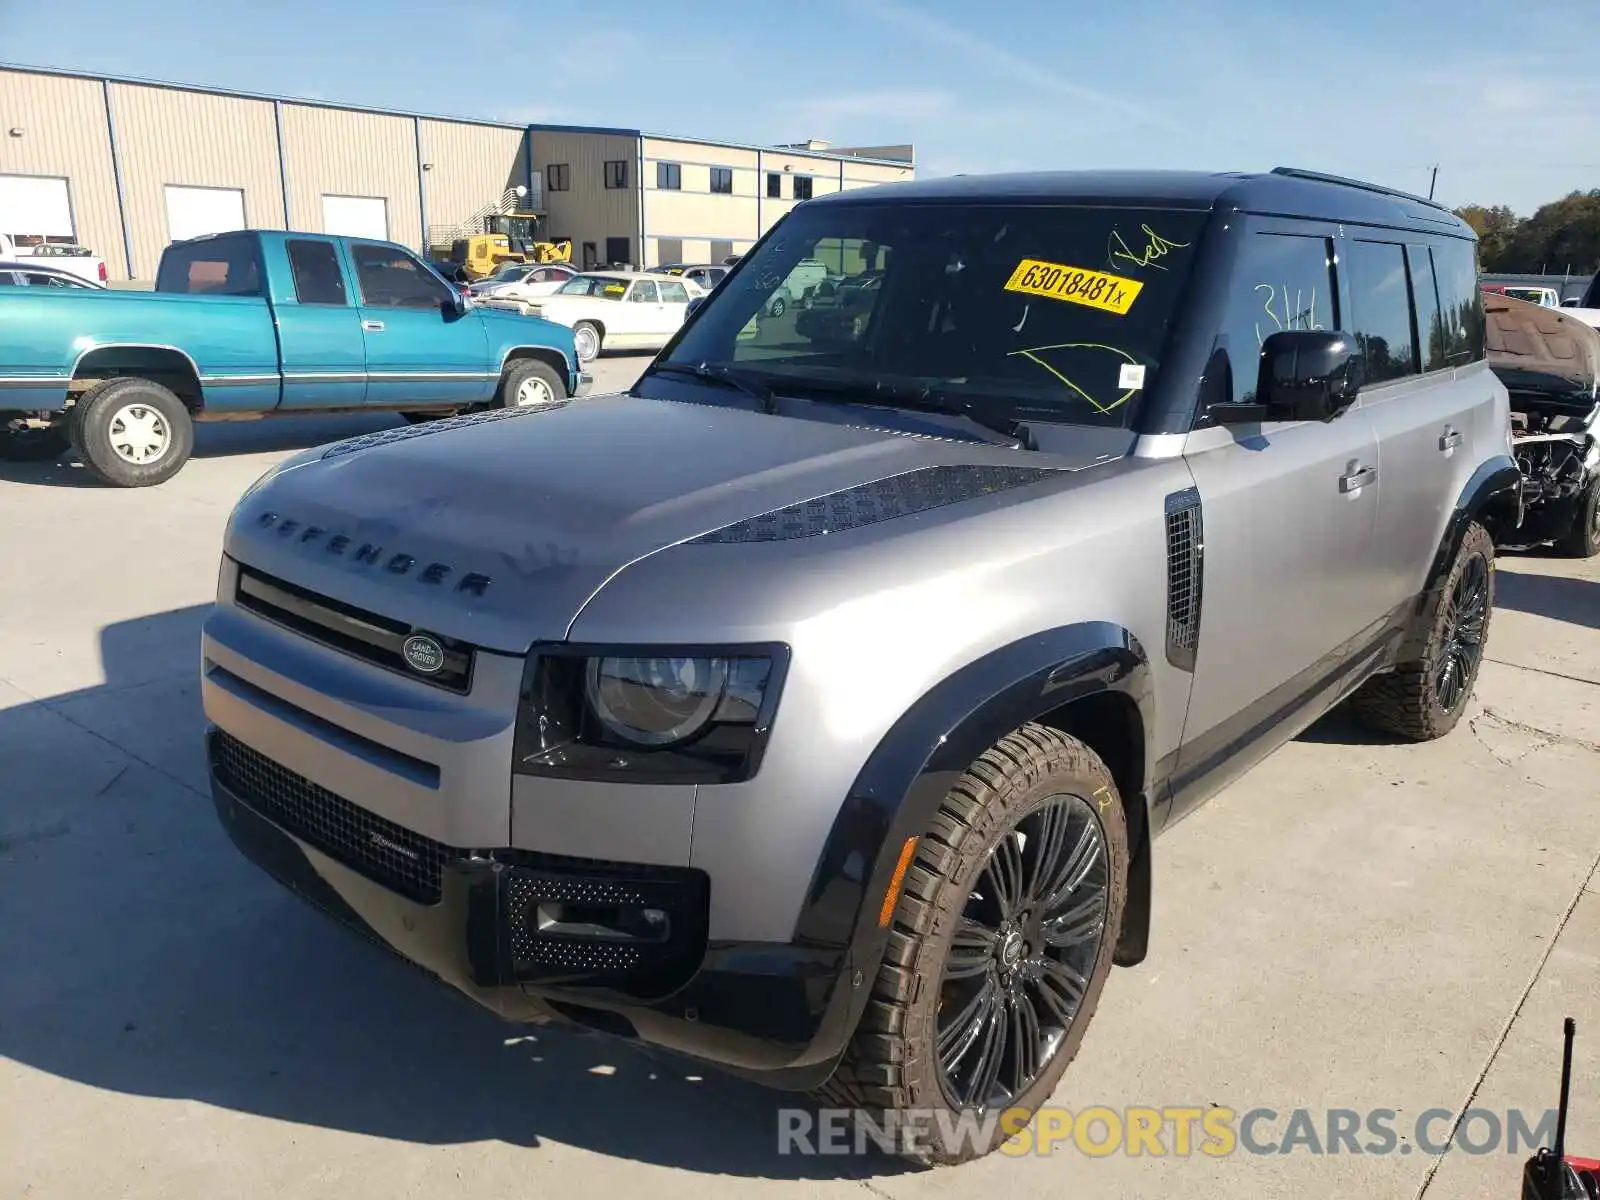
(0, 63, 913, 281)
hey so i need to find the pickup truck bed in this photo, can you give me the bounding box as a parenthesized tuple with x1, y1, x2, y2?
(0, 229, 585, 487)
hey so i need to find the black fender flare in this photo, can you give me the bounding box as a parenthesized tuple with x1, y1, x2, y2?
(787, 621, 1157, 1073)
(1401, 454, 1521, 656)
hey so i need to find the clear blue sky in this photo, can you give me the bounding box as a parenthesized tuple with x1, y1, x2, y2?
(4, 0, 1597, 215)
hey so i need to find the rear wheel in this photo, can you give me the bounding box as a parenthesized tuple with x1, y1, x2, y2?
(71, 376, 193, 488)
(0, 416, 70, 463)
(496, 358, 567, 409)
(572, 322, 602, 364)
(1553, 479, 1600, 558)
(815, 724, 1128, 1165)
(1349, 521, 1495, 740)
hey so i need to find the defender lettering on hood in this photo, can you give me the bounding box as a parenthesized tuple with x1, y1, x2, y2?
(254, 510, 492, 596)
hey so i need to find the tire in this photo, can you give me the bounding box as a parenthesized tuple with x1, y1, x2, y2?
(814, 723, 1129, 1165)
(768, 293, 787, 318)
(572, 322, 602, 364)
(0, 417, 70, 463)
(495, 358, 568, 409)
(1348, 521, 1495, 741)
(1553, 479, 1600, 558)
(71, 376, 194, 488)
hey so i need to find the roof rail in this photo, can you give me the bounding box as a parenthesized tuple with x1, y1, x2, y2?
(1270, 166, 1451, 213)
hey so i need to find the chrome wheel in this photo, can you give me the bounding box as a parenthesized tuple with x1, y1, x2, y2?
(1435, 552, 1489, 712)
(936, 792, 1110, 1112)
(107, 403, 170, 465)
(573, 325, 600, 362)
(514, 375, 555, 407)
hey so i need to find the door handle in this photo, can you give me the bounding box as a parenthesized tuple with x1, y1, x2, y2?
(1339, 465, 1378, 493)
(362, 320, 386, 332)
(1439, 428, 1463, 451)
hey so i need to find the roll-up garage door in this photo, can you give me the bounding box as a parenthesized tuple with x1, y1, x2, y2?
(322, 195, 388, 240)
(165, 185, 247, 243)
(0, 174, 74, 243)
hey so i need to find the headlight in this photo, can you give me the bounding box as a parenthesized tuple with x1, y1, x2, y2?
(513, 644, 788, 784)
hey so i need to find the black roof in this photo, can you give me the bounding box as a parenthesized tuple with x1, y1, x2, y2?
(811, 167, 1474, 237)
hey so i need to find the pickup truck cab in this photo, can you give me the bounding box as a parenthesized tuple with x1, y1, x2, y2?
(0, 230, 586, 486)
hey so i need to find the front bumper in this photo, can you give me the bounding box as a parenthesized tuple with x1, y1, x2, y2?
(208, 728, 855, 1088)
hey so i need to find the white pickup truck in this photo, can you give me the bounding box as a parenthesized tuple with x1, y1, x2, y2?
(0, 233, 107, 284)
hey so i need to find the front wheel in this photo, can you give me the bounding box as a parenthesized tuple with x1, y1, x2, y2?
(0, 417, 70, 463)
(497, 358, 567, 409)
(1553, 479, 1600, 558)
(572, 322, 602, 363)
(1348, 520, 1495, 740)
(768, 293, 787, 318)
(815, 724, 1128, 1165)
(71, 376, 194, 487)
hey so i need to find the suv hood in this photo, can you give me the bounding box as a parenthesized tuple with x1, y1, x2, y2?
(225, 395, 1090, 652)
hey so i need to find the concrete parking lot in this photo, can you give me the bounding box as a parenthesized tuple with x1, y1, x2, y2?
(1, 354, 1596, 1200)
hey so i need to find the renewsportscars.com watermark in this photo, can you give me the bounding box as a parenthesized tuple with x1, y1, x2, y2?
(778, 1105, 1560, 1158)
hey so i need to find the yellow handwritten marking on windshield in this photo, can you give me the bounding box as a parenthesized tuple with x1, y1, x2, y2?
(1004, 259, 1143, 315)
(1108, 225, 1191, 273)
(1007, 342, 1142, 415)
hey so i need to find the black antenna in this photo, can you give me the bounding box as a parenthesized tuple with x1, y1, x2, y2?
(1556, 1018, 1576, 1168)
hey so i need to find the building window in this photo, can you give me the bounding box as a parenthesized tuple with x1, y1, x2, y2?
(656, 162, 681, 190)
(767, 172, 782, 199)
(604, 160, 629, 189)
(605, 236, 631, 267)
(792, 175, 814, 201)
(546, 163, 570, 192)
(710, 167, 734, 195)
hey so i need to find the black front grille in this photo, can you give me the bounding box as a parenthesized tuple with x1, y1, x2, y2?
(1164, 487, 1204, 672)
(234, 566, 474, 693)
(213, 731, 453, 904)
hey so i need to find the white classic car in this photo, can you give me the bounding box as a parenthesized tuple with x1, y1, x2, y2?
(518, 271, 706, 361)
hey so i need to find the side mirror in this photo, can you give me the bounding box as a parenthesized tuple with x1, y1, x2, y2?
(446, 289, 471, 317)
(1213, 330, 1364, 424)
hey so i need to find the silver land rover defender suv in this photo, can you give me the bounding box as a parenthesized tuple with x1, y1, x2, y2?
(203, 168, 1521, 1164)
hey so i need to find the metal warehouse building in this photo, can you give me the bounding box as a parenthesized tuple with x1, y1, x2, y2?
(0, 63, 915, 281)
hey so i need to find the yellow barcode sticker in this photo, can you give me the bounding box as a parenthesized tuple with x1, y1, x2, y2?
(1004, 259, 1143, 315)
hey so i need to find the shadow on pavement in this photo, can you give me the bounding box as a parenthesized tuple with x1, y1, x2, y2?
(0, 605, 912, 1182)
(1494, 566, 1599, 631)
(0, 413, 400, 487)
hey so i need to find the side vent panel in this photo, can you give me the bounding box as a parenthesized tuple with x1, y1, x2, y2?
(1164, 487, 1204, 672)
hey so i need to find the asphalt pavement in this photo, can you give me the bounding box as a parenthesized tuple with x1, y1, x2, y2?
(1, 354, 1596, 1199)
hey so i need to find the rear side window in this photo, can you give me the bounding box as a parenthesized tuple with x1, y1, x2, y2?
(1345, 241, 1417, 385)
(350, 243, 449, 309)
(1215, 231, 1337, 405)
(1430, 240, 1487, 365)
(286, 239, 348, 305)
(156, 236, 262, 296)
(1407, 245, 1447, 373)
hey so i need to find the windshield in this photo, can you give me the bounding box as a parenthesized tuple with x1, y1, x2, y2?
(664, 202, 1208, 427)
(488, 264, 533, 283)
(557, 275, 629, 299)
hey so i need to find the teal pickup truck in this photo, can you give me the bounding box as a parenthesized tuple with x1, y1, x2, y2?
(0, 230, 588, 486)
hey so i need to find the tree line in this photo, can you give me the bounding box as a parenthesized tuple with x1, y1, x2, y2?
(1454, 189, 1600, 277)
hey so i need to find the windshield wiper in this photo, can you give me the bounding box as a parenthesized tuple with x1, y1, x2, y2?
(648, 361, 777, 413)
(773, 375, 1036, 450)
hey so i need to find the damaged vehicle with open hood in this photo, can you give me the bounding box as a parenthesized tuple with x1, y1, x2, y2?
(1485, 290, 1600, 557)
